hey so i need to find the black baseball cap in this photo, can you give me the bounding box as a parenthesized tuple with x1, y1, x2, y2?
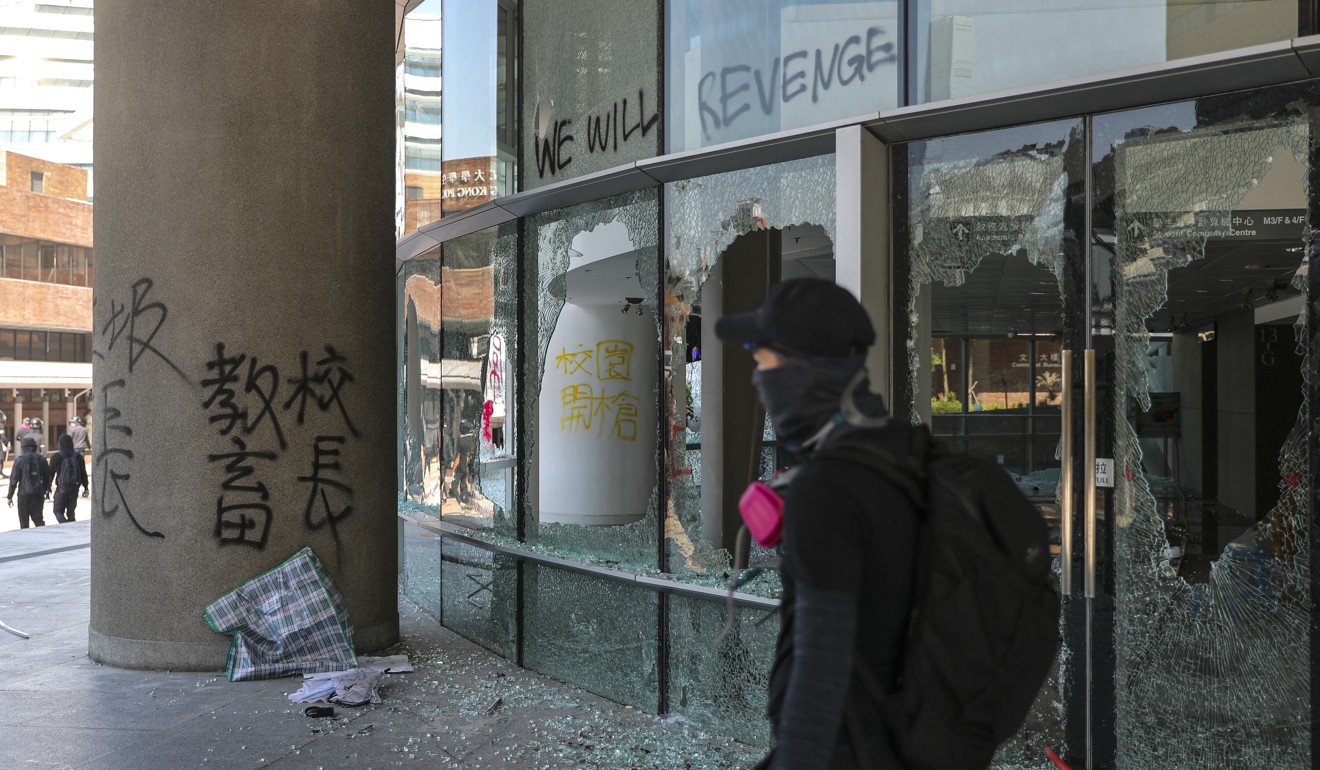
(715, 278, 875, 357)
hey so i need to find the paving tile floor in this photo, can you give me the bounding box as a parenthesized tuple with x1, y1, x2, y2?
(0, 524, 760, 769)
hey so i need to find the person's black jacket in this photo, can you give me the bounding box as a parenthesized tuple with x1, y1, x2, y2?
(48, 434, 88, 495)
(764, 423, 921, 770)
(7, 442, 51, 500)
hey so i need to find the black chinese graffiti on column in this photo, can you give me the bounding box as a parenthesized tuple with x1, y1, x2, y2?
(92, 278, 190, 539)
(201, 343, 359, 549)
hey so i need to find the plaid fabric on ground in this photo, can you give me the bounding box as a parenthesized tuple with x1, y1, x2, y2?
(203, 547, 357, 681)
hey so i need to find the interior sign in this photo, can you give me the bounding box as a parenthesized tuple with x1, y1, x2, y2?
(1095, 458, 1115, 488)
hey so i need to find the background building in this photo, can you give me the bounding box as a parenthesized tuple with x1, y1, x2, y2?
(0, 150, 92, 447)
(0, 0, 95, 195)
(0, 0, 95, 450)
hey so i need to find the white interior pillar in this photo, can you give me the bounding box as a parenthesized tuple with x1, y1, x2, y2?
(834, 125, 893, 403)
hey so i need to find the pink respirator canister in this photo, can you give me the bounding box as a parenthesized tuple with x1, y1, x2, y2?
(738, 481, 784, 548)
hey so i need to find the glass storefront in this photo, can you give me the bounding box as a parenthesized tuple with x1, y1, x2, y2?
(396, 4, 1320, 762)
(523, 189, 662, 570)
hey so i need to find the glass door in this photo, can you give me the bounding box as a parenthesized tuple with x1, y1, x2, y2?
(900, 82, 1320, 769)
(897, 118, 1088, 767)
(1092, 86, 1314, 768)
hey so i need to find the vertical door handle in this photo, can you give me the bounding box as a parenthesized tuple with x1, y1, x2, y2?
(1059, 349, 1073, 596)
(1083, 349, 1098, 599)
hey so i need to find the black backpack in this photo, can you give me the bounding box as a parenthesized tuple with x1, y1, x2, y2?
(57, 454, 79, 491)
(17, 454, 43, 497)
(820, 426, 1060, 770)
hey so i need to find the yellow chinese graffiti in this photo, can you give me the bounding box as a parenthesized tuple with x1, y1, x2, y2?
(556, 340, 638, 441)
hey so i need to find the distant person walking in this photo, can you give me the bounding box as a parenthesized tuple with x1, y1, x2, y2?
(0, 426, 9, 478)
(48, 433, 88, 524)
(67, 416, 89, 455)
(7, 436, 49, 528)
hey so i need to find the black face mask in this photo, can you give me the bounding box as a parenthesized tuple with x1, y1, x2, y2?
(752, 356, 866, 453)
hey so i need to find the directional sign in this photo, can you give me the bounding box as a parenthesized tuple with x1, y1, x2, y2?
(950, 221, 971, 242)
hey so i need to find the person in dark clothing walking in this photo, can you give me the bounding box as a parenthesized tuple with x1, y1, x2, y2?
(717, 278, 920, 770)
(7, 436, 50, 529)
(48, 433, 89, 523)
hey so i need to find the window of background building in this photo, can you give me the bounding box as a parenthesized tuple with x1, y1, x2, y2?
(0, 329, 92, 362)
(404, 54, 442, 78)
(667, 0, 901, 152)
(30, 171, 43, 193)
(912, 0, 1299, 104)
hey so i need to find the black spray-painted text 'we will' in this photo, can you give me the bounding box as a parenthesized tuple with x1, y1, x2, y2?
(534, 90, 659, 179)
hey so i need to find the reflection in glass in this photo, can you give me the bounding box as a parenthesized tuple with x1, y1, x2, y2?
(441, 0, 516, 214)
(399, 222, 518, 540)
(666, 0, 900, 152)
(913, 0, 1297, 104)
(1098, 100, 1311, 766)
(400, 1, 444, 233)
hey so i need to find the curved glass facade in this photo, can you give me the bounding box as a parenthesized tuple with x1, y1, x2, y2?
(397, 2, 1320, 764)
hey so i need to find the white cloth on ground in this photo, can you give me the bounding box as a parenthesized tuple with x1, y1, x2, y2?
(287, 654, 412, 705)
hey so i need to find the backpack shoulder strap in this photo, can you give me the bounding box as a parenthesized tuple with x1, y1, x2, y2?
(811, 425, 932, 507)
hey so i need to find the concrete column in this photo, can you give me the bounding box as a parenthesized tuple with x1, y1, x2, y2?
(92, 2, 398, 669)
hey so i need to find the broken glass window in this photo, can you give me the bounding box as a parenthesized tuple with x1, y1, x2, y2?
(667, 594, 776, 748)
(1102, 108, 1311, 768)
(901, 121, 1077, 769)
(664, 154, 835, 593)
(524, 189, 663, 573)
(522, 564, 660, 712)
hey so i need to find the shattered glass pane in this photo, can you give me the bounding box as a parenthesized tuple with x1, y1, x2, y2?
(667, 595, 776, 749)
(440, 536, 517, 659)
(1104, 111, 1311, 767)
(399, 224, 518, 541)
(663, 154, 835, 591)
(524, 189, 662, 572)
(399, 519, 442, 621)
(522, 564, 660, 712)
(400, 246, 443, 521)
(667, 154, 836, 289)
(904, 121, 1074, 424)
(902, 122, 1077, 769)
(521, 0, 660, 190)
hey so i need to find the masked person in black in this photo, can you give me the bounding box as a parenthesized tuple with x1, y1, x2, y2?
(48, 433, 89, 523)
(6, 436, 50, 529)
(717, 278, 920, 770)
